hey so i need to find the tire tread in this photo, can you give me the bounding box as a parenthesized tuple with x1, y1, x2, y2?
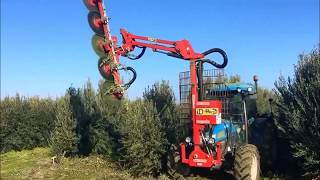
(233, 144, 260, 180)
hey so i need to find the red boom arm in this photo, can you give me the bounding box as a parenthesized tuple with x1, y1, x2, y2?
(85, 0, 227, 99)
(115, 29, 205, 60)
(102, 28, 228, 96)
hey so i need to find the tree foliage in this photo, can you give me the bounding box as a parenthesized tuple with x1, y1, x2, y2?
(274, 47, 320, 177)
(228, 74, 241, 83)
(67, 81, 100, 156)
(0, 95, 56, 153)
(91, 80, 123, 158)
(118, 100, 168, 177)
(50, 95, 79, 157)
(143, 80, 181, 144)
(256, 87, 274, 115)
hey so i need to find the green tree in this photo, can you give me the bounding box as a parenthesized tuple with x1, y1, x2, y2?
(119, 100, 168, 176)
(67, 81, 99, 156)
(50, 95, 79, 158)
(256, 87, 274, 115)
(88, 80, 121, 158)
(0, 95, 56, 152)
(143, 81, 181, 144)
(274, 47, 320, 177)
(228, 74, 241, 83)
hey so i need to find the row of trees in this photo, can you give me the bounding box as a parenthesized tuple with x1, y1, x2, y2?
(50, 80, 182, 176)
(0, 80, 181, 176)
(1, 47, 319, 178)
(0, 95, 56, 152)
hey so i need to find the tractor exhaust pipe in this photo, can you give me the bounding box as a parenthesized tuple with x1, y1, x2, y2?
(253, 75, 258, 94)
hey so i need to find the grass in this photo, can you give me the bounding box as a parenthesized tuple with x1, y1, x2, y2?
(0, 148, 149, 179)
(2, 148, 269, 180)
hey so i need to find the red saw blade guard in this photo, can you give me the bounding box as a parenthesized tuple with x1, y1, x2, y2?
(88, 11, 105, 36)
(92, 34, 107, 57)
(83, 0, 98, 11)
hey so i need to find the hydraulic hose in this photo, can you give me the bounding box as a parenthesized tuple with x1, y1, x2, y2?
(122, 66, 137, 88)
(127, 47, 146, 60)
(97, 57, 137, 88)
(196, 61, 204, 101)
(202, 48, 228, 69)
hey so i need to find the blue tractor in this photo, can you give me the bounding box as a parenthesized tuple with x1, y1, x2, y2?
(177, 69, 261, 179)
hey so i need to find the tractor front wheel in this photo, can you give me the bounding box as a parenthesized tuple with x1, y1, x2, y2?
(233, 144, 260, 180)
(167, 144, 191, 179)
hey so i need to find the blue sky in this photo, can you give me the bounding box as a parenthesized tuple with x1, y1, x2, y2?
(1, 0, 319, 99)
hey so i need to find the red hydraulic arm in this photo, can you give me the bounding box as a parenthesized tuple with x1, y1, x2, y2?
(84, 0, 228, 99)
(84, 0, 228, 168)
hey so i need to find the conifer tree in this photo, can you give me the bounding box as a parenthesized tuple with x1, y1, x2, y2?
(90, 80, 123, 158)
(0, 95, 56, 152)
(275, 47, 320, 177)
(50, 95, 79, 158)
(119, 100, 168, 176)
(143, 81, 181, 144)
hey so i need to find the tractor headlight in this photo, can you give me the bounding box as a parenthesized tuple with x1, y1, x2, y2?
(247, 87, 253, 92)
(208, 138, 215, 145)
(236, 87, 241, 93)
(185, 137, 191, 143)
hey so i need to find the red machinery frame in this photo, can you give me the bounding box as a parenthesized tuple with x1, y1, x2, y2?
(85, 0, 228, 168)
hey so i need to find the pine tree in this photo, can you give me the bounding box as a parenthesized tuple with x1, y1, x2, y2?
(79, 80, 98, 155)
(0, 95, 56, 152)
(274, 47, 320, 177)
(119, 100, 168, 176)
(256, 87, 274, 115)
(50, 95, 79, 158)
(88, 80, 124, 158)
(0, 95, 24, 152)
(228, 74, 241, 83)
(143, 81, 181, 144)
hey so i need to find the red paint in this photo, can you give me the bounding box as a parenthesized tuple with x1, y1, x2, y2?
(93, 17, 101, 28)
(88, 0, 97, 7)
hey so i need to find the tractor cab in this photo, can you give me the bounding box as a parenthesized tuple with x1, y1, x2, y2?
(205, 81, 258, 151)
(202, 70, 258, 145)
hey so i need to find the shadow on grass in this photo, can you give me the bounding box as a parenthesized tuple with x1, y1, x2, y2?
(187, 168, 235, 180)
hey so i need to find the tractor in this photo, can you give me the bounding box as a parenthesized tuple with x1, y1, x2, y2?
(172, 69, 261, 179)
(83, 0, 261, 179)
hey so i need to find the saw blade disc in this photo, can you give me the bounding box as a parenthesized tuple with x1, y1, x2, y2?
(88, 11, 104, 36)
(98, 56, 114, 80)
(92, 34, 107, 57)
(83, 0, 98, 11)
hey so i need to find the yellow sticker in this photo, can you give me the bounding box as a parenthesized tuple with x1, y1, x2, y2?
(196, 108, 218, 116)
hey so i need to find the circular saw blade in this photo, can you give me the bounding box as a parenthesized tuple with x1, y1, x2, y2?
(88, 11, 104, 36)
(83, 0, 98, 11)
(98, 56, 114, 81)
(92, 34, 107, 57)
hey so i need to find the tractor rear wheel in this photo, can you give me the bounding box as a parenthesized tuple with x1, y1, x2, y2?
(167, 144, 190, 179)
(233, 144, 260, 180)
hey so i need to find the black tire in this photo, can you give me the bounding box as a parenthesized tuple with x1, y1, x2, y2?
(233, 144, 260, 180)
(167, 144, 190, 179)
